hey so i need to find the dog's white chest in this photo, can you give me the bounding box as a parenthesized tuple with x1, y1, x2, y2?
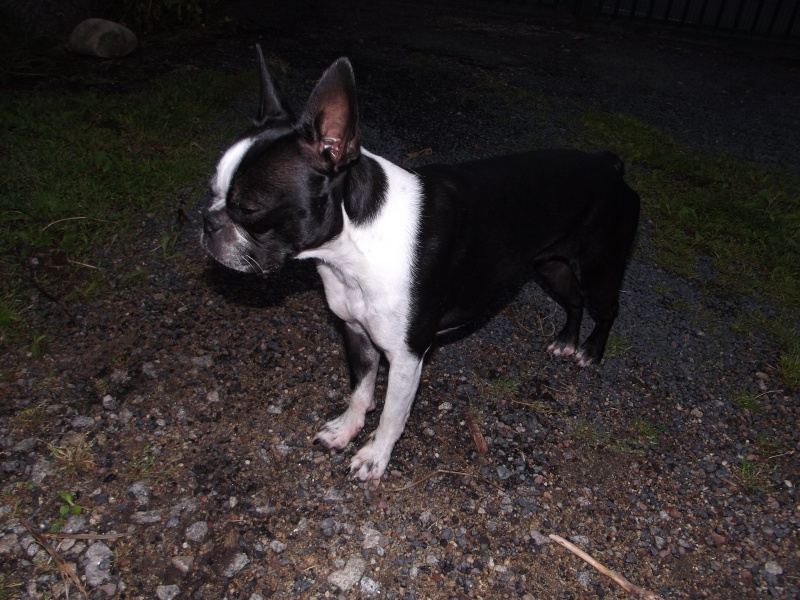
(297, 151, 421, 352)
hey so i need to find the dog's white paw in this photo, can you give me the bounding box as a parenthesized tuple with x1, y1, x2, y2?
(349, 441, 390, 481)
(314, 411, 365, 449)
(574, 349, 595, 367)
(547, 340, 576, 358)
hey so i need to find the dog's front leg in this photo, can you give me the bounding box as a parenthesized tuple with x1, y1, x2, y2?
(314, 323, 380, 449)
(350, 352, 424, 480)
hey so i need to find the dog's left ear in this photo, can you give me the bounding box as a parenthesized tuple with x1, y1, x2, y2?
(300, 57, 360, 171)
(255, 44, 294, 124)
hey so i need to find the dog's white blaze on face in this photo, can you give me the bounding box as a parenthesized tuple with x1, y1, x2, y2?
(211, 137, 255, 208)
(298, 149, 422, 350)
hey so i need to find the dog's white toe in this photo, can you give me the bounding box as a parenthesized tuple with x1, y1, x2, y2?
(547, 341, 576, 358)
(349, 442, 390, 481)
(314, 411, 365, 449)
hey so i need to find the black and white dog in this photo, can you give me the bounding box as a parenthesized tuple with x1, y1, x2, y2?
(202, 47, 640, 480)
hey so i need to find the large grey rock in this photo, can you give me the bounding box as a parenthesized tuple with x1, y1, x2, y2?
(68, 19, 137, 58)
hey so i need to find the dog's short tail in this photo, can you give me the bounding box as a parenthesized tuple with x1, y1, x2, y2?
(600, 151, 625, 176)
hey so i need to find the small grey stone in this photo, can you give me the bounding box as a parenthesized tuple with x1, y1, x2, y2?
(102, 395, 118, 410)
(577, 570, 591, 588)
(127, 481, 151, 505)
(156, 584, 181, 600)
(185, 521, 208, 542)
(84, 542, 113, 587)
(110, 369, 129, 385)
(496, 465, 511, 480)
(119, 408, 133, 424)
(324, 487, 344, 503)
(249, 595, 265, 600)
(169, 496, 199, 518)
(328, 555, 366, 591)
(191, 355, 214, 369)
(360, 576, 381, 596)
(142, 362, 158, 379)
(361, 525, 388, 550)
(1, 461, 24, 474)
(270, 540, 288, 554)
(0, 533, 20, 555)
(131, 510, 162, 524)
(71, 416, 95, 428)
(171, 555, 194, 576)
(60, 515, 86, 534)
(13, 438, 37, 452)
(31, 459, 53, 485)
(763, 561, 783, 576)
(569, 535, 590, 547)
(530, 530, 551, 546)
(222, 552, 249, 578)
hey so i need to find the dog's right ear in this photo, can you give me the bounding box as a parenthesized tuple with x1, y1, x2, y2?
(255, 44, 293, 124)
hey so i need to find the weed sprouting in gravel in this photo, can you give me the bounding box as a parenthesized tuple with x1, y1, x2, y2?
(730, 390, 764, 413)
(603, 335, 632, 359)
(49, 434, 96, 478)
(50, 490, 83, 533)
(11, 404, 46, 434)
(737, 459, 775, 494)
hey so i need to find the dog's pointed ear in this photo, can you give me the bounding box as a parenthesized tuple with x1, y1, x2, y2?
(256, 44, 293, 123)
(300, 57, 360, 171)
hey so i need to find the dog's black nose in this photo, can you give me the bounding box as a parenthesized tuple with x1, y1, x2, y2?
(203, 210, 223, 235)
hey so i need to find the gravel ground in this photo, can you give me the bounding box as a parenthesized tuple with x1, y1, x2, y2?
(2, 1, 799, 598)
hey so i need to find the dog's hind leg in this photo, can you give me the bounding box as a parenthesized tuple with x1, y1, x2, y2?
(573, 257, 626, 366)
(314, 322, 380, 449)
(534, 258, 584, 359)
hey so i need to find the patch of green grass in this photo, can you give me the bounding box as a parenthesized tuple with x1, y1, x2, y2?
(603, 335, 632, 359)
(631, 417, 660, 447)
(778, 345, 800, 391)
(484, 376, 520, 400)
(752, 434, 783, 454)
(128, 443, 176, 483)
(579, 111, 799, 307)
(0, 571, 22, 600)
(730, 390, 764, 413)
(737, 459, 774, 494)
(11, 404, 46, 434)
(49, 433, 96, 478)
(571, 419, 604, 447)
(0, 67, 253, 341)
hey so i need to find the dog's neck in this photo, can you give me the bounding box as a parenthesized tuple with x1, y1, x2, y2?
(338, 148, 389, 226)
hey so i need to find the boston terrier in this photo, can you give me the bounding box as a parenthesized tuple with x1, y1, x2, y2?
(202, 46, 640, 480)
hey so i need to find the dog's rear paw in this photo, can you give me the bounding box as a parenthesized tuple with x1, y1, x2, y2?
(547, 340, 577, 359)
(349, 443, 390, 481)
(314, 411, 364, 450)
(574, 349, 596, 367)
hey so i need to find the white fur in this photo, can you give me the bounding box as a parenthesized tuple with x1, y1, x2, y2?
(297, 150, 427, 479)
(296, 150, 421, 352)
(210, 138, 254, 209)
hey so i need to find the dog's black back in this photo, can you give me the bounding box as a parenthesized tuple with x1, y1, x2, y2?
(407, 149, 640, 364)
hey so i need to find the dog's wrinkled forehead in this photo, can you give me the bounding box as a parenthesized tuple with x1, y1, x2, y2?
(210, 125, 295, 203)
